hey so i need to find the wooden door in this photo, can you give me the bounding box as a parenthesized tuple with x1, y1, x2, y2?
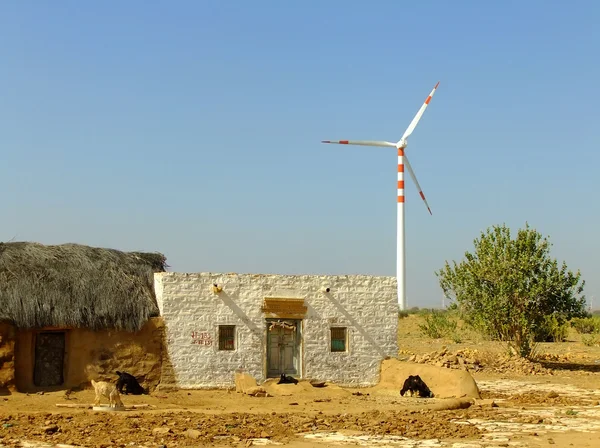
(267, 320, 301, 378)
(33, 332, 66, 387)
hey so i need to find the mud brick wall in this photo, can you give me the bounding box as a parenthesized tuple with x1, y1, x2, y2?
(0, 322, 16, 392)
(13, 318, 164, 393)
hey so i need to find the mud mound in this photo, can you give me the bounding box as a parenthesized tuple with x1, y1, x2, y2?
(261, 379, 350, 398)
(234, 371, 258, 394)
(504, 390, 592, 406)
(409, 347, 553, 376)
(374, 358, 480, 399)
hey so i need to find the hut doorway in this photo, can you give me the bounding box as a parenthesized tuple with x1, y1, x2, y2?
(266, 319, 301, 378)
(33, 331, 66, 387)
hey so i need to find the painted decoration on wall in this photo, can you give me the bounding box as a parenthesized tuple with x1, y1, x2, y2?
(191, 331, 213, 346)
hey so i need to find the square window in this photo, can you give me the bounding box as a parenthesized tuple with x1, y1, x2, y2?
(330, 327, 347, 352)
(218, 325, 235, 350)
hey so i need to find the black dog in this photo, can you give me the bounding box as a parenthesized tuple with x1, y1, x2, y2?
(116, 371, 146, 395)
(400, 375, 434, 398)
(277, 373, 298, 385)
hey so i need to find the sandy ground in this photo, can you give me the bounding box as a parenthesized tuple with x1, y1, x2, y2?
(1, 314, 599, 448)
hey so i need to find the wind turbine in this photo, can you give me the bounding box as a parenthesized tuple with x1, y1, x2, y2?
(322, 82, 440, 310)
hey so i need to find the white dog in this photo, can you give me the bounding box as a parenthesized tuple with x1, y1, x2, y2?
(91, 379, 124, 408)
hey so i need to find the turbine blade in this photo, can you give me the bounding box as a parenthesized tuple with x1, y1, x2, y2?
(321, 140, 396, 148)
(400, 81, 440, 141)
(403, 153, 432, 215)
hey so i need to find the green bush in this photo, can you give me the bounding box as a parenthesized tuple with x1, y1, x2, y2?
(570, 317, 600, 334)
(581, 334, 600, 347)
(436, 223, 586, 357)
(419, 311, 458, 339)
(450, 330, 463, 344)
(398, 306, 423, 319)
(535, 314, 569, 342)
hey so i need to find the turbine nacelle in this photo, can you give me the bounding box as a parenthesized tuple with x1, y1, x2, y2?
(396, 138, 408, 149)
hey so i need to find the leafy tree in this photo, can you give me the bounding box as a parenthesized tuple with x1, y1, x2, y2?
(436, 223, 586, 357)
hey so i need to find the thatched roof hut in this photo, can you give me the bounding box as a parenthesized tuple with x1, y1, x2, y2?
(0, 242, 167, 332)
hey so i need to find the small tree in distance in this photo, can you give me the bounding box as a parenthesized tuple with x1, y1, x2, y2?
(436, 223, 586, 358)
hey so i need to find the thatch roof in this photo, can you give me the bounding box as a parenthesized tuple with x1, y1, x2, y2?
(0, 242, 167, 332)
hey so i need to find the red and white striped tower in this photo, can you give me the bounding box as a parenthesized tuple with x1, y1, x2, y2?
(322, 82, 439, 310)
(397, 145, 406, 309)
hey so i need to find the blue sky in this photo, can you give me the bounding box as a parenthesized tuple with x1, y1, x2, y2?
(2, 1, 599, 309)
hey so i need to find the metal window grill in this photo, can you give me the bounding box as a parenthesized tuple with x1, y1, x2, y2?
(219, 325, 235, 350)
(330, 327, 346, 352)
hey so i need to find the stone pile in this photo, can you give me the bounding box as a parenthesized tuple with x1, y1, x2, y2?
(408, 347, 553, 376)
(408, 347, 484, 371)
(536, 352, 584, 362)
(492, 354, 553, 375)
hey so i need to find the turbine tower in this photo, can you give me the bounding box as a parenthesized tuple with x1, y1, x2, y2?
(322, 82, 440, 310)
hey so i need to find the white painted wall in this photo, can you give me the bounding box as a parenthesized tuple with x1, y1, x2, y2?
(155, 272, 398, 389)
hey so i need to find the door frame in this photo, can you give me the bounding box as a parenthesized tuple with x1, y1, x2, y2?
(265, 318, 303, 379)
(32, 329, 68, 389)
